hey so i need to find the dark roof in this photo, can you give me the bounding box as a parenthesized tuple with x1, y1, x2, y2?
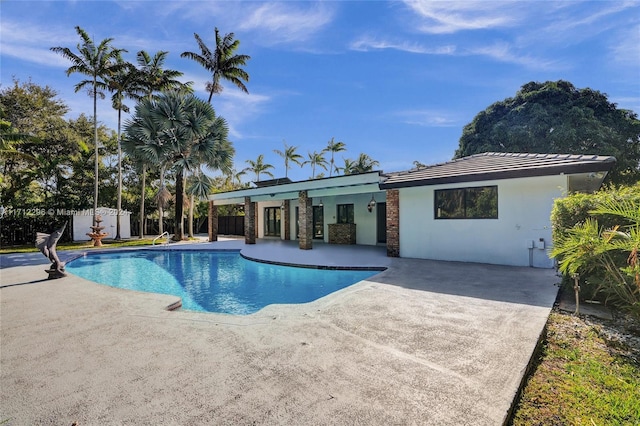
(253, 177, 292, 188)
(380, 152, 616, 189)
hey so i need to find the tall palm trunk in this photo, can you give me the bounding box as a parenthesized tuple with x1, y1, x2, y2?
(93, 81, 99, 227)
(158, 164, 166, 235)
(139, 164, 146, 239)
(189, 192, 195, 238)
(116, 108, 123, 240)
(174, 169, 185, 241)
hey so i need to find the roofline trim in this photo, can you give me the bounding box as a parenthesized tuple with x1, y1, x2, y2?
(379, 161, 614, 189)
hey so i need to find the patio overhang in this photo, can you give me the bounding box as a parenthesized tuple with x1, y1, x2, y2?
(209, 171, 384, 206)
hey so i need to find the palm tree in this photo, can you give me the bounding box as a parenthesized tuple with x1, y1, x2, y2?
(107, 57, 141, 239)
(122, 98, 169, 237)
(186, 172, 214, 237)
(273, 141, 303, 178)
(552, 199, 640, 315)
(181, 28, 251, 103)
(303, 151, 328, 179)
(323, 137, 346, 177)
(133, 50, 189, 237)
(136, 50, 190, 100)
(244, 154, 274, 182)
(51, 26, 126, 227)
(222, 168, 249, 191)
(350, 153, 379, 174)
(124, 91, 233, 241)
(337, 158, 356, 176)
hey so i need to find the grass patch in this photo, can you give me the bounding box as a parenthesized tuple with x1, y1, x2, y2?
(511, 311, 640, 425)
(0, 238, 166, 254)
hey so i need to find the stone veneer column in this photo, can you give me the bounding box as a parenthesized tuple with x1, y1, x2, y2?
(298, 191, 313, 250)
(386, 189, 400, 257)
(208, 201, 218, 242)
(244, 196, 256, 244)
(283, 200, 291, 240)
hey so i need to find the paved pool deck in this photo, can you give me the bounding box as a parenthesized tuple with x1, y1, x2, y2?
(0, 239, 559, 425)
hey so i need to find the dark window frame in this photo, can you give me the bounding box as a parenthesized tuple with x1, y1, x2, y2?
(336, 203, 355, 224)
(434, 186, 498, 219)
(263, 206, 281, 236)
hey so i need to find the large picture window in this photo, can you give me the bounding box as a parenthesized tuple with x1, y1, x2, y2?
(336, 204, 354, 224)
(435, 186, 498, 219)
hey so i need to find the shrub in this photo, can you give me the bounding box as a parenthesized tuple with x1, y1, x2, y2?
(551, 183, 640, 317)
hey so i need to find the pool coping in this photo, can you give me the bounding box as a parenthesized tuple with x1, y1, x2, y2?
(64, 247, 387, 314)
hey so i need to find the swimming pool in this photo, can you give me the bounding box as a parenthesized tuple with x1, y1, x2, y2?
(66, 250, 380, 315)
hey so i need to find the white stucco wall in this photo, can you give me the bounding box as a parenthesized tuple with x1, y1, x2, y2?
(284, 192, 386, 245)
(72, 207, 131, 241)
(398, 175, 567, 268)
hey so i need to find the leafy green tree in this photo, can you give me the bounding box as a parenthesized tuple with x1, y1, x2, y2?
(323, 137, 346, 177)
(455, 80, 640, 185)
(303, 151, 328, 179)
(273, 141, 303, 178)
(0, 80, 84, 208)
(51, 26, 126, 226)
(349, 153, 379, 174)
(244, 154, 274, 182)
(181, 28, 251, 103)
(124, 91, 233, 240)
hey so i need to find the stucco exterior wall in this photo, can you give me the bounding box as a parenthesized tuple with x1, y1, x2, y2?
(284, 192, 385, 245)
(398, 175, 567, 268)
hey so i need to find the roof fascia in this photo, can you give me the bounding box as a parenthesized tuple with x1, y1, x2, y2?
(210, 171, 382, 201)
(380, 161, 615, 189)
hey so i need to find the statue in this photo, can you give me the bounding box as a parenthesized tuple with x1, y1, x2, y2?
(35, 222, 67, 279)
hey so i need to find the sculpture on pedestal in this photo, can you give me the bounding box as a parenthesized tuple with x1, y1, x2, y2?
(35, 222, 67, 279)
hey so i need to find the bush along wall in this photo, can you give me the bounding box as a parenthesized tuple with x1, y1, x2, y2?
(550, 183, 640, 317)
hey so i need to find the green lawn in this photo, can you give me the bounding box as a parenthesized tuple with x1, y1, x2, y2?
(0, 238, 166, 254)
(511, 311, 640, 425)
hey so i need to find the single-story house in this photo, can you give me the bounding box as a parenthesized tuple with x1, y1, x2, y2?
(208, 152, 616, 268)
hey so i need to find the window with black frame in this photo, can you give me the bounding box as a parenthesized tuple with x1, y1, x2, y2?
(435, 186, 498, 219)
(264, 207, 281, 236)
(336, 204, 355, 224)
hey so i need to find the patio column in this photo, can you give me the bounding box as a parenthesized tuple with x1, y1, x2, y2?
(208, 201, 218, 242)
(298, 191, 313, 250)
(283, 200, 291, 240)
(386, 189, 400, 257)
(244, 196, 256, 244)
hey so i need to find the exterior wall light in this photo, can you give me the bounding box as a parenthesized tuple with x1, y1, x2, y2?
(367, 194, 376, 212)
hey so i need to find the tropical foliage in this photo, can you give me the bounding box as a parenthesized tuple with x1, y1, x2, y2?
(51, 26, 127, 226)
(273, 141, 303, 178)
(551, 184, 640, 317)
(123, 91, 233, 240)
(455, 80, 640, 185)
(181, 27, 250, 103)
(244, 154, 275, 182)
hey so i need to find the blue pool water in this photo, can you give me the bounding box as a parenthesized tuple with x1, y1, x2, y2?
(66, 250, 379, 315)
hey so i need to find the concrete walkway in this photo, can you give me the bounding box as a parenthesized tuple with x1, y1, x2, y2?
(0, 241, 559, 425)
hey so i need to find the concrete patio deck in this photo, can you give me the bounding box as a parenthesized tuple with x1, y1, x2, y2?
(0, 240, 559, 425)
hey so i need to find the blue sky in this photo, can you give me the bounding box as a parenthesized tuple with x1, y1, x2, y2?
(1, 1, 639, 183)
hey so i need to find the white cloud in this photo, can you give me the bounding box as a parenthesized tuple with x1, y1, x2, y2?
(211, 89, 271, 140)
(403, 0, 521, 34)
(467, 42, 563, 71)
(350, 36, 455, 55)
(395, 109, 459, 127)
(0, 21, 78, 67)
(238, 2, 334, 45)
